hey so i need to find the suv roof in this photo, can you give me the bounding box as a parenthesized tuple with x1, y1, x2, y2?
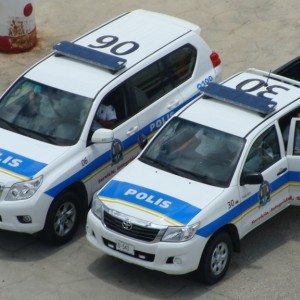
(179, 68, 300, 137)
(25, 9, 200, 98)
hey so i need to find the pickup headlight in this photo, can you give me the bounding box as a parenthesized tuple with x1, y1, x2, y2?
(91, 194, 104, 220)
(5, 175, 43, 201)
(162, 222, 200, 242)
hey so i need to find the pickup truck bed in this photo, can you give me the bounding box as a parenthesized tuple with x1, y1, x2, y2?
(273, 56, 300, 81)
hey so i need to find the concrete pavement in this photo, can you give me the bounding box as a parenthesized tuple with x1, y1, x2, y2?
(1, 1, 300, 299)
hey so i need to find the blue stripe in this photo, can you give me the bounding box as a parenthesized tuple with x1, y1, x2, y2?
(197, 172, 290, 238)
(45, 93, 199, 198)
(289, 171, 300, 181)
(99, 180, 201, 224)
(0, 148, 47, 178)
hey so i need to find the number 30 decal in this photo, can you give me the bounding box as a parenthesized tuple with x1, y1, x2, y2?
(89, 35, 139, 56)
(236, 79, 290, 100)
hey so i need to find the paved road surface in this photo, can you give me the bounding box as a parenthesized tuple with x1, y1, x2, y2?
(0, 1, 300, 299)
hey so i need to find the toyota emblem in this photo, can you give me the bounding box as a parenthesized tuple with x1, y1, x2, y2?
(122, 220, 133, 230)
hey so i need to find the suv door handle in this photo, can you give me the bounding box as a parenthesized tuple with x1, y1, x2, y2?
(167, 99, 180, 110)
(126, 126, 139, 136)
(277, 168, 287, 176)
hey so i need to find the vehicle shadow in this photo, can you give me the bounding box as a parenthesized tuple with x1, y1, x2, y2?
(87, 205, 300, 299)
(0, 222, 87, 262)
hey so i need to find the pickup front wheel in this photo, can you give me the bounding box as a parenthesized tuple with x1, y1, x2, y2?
(39, 190, 81, 245)
(196, 230, 232, 284)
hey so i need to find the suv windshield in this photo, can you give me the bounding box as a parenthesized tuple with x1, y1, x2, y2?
(140, 117, 245, 187)
(0, 78, 93, 146)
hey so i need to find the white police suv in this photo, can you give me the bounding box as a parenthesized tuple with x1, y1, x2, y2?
(0, 10, 222, 245)
(86, 67, 300, 284)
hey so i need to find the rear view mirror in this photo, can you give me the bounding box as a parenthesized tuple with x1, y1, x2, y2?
(240, 173, 263, 186)
(91, 128, 114, 143)
(138, 134, 148, 150)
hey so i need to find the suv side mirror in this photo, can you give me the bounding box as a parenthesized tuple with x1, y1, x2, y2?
(138, 134, 148, 150)
(240, 173, 263, 186)
(91, 128, 114, 143)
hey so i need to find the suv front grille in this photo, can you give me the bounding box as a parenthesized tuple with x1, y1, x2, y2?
(103, 211, 161, 242)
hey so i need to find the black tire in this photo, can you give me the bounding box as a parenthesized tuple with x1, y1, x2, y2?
(196, 230, 232, 285)
(39, 190, 81, 246)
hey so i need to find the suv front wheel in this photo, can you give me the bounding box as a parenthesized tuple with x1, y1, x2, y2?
(39, 190, 81, 245)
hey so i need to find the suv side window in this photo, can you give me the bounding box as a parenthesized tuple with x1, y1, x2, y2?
(131, 44, 197, 112)
(131, 61, 169, 112)
(165, 44, 197, 87)
(243, 126, 281, 174)
(91, 84, 131, 133)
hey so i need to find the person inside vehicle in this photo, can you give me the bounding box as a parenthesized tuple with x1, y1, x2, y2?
(91, 103, 117, 132)
(19, 84, 42, 118)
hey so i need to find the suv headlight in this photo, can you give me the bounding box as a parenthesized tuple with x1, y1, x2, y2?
(5, 175, 43, 201)
(91, 194, 104, 220)
(162, 222, 200, 242)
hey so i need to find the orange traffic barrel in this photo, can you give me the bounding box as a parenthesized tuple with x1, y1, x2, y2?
(0, 0, 37, 53)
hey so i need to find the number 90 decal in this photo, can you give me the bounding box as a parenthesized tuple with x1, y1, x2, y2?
(89, 35, 139, 56)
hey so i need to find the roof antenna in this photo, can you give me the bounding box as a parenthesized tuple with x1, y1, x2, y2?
(264, 70, 272, 87)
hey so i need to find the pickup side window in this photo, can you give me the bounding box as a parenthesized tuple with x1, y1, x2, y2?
(279, 108, 300, 150)
(243, 126, 280, 174)
(292, 121, 300, 155)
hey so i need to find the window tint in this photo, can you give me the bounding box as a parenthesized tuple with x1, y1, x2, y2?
(131, 61, 170, 111)
(140, 117, 245, 188)
(131, 44, 197, 112)
(279, 107, 300, 150)
(243, 126, 281, 174)
(165, 44, 197, 87)
(0, 78, 93, 146)
(293, 121, 300, 155)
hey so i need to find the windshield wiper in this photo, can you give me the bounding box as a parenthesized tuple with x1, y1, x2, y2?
(140, 156, 181, 175)
(0, 118, 27, 135)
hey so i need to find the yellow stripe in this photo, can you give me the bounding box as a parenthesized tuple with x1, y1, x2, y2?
(0, 167, 29, 181)
(99, 195, 183, 226)
(83, 130, 158, 183)
(231, 183, 290, 225)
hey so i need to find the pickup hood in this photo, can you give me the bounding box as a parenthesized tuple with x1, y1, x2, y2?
(97, 160, 224, 226)
(0, 129, 69, 183)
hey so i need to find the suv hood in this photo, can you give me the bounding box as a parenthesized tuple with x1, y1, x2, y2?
(97, 160, 224, 226)
(0, 129, 69, 182)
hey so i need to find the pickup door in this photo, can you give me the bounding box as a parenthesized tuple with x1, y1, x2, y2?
(239, 124, 289, 234)
(286, 117, 300, 205)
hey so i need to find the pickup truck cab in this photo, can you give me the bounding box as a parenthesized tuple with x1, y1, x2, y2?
(86, 60, 300, 284)
(0, 10, 222, 245)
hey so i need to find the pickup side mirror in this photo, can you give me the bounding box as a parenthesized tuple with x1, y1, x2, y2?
(91, 128, 114, 143)
(240, 173, 263, 186)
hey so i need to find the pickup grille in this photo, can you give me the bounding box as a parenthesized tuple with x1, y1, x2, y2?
(103, 211, 160, 242)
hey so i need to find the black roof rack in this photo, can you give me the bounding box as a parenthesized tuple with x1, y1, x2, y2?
(200, 82, 277, 116)
(53, 41, 126, 72)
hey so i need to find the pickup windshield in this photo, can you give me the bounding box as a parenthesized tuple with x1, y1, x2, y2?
(0, 78, 93, 146)
(140, 117, 245, 187)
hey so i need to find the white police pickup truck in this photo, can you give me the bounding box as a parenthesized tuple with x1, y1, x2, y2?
(0, 10, 222, 245)
(86, 59, 300, 284)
